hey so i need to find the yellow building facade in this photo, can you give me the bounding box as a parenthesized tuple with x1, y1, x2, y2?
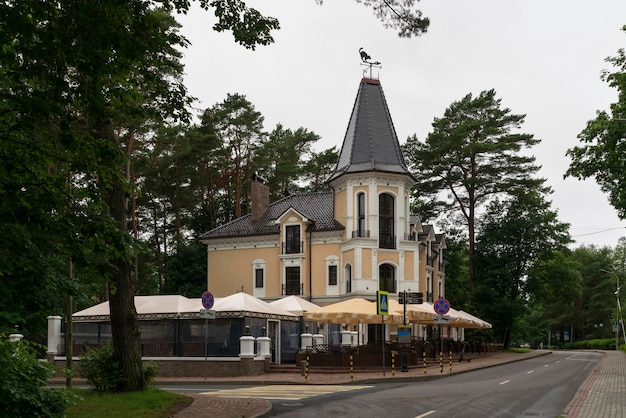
(201, 78, 447, 307)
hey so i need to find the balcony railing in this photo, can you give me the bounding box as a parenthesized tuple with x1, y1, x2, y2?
(282, 241, 303, 254)
(403, 233, 418, 241)
(352, 230, 370, 238)
(379, 235, 396, 249)
(282, 283, 303, 296)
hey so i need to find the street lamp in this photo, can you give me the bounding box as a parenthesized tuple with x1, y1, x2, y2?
(601, 269, 626, 347)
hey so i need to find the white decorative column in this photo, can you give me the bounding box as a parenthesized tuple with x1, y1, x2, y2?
(8, 334, 23, 342)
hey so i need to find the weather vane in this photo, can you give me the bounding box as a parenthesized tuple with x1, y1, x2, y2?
(359, 47, 381, 79)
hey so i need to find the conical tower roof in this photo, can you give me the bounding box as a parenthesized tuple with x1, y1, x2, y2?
(327, 78, 415, 183)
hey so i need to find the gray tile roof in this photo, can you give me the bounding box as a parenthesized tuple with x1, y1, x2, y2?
(200, 191, 344, 239)
(328, 78, 415, 183)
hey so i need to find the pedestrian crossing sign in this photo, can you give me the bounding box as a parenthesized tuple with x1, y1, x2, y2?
(377, 290, 389, 316)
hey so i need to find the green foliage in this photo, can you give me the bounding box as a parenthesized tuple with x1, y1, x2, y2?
(161, 241, 207, 296)
(78, 344, 125, 392)
(67, 387, 191, 418)
(78, 344, 159, 391)
(566, 25, 626, 219)
(0, 337, 75, 418)
(474, 191, 571, 346)
(564, 339, 617, 350)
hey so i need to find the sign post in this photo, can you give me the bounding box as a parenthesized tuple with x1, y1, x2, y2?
(433, 298, 451, 362)
(377, 291, 389, 376)
(201, 291, 215, 381)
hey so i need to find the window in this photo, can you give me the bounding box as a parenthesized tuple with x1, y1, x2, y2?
(357, 192, 366, 237)
(255, 268, 264, 288)
(379, 263, 396, 293)
(379, 193, 395, 249)
(285, 225, 301, 254)
(285, 267, 301, 295)
(328, 265, 338, 286)
(345, 264, 352, 293)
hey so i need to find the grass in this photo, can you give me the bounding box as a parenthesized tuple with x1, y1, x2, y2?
(504, 347, 533, 353)
(66, 387, 193, 418)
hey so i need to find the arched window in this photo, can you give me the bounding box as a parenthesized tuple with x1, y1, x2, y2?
(379, 263, 396, 293)
(345, 264, 352, 293)
(357, 192, 366, 237)
(379, 193, 395, 249)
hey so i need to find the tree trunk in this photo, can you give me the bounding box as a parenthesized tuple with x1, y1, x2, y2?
(107, 178, 144, 391)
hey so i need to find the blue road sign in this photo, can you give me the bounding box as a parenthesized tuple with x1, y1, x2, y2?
(434, 298, 451, 315)
(377, 290, 389, 315)
(201, 291, 215, 310)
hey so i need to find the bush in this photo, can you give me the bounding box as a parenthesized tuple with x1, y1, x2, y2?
(78, 343, 125, 391)
(0, 336, 75, 417)
(78, 343, 159, 391)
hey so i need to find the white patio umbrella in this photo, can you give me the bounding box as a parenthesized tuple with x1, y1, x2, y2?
(269, 295, 320, 316)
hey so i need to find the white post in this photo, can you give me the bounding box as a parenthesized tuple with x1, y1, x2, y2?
(256, 336, 271, 357)
(46, 315, 62, 359)
(239, 335, 255, 357)
(300, 332, 313, 349)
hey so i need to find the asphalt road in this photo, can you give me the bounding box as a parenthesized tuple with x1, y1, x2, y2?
(268, 351, 602, 418)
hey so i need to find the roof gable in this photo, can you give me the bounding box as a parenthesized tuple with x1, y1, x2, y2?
(200, 191, 344, 240)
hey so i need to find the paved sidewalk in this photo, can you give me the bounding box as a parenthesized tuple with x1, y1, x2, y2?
(564, 350, 626, 418)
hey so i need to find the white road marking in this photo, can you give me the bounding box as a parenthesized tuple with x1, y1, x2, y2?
(415, 411, 436, 418)
(527, 370, 534, 374)
(201, 384, 372, 400)
(499, 380, 510, 385)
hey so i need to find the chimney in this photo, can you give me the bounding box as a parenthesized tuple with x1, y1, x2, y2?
(251, 172, 269, 222)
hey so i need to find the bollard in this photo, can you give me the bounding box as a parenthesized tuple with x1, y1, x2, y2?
(305, 356, 309, 382)
(350, 355, 354, 381)
(423, 351, 427, 375)
(439, 351, 443, 374)
(449, 351, 452, 373)
(392, 352, 395, 377)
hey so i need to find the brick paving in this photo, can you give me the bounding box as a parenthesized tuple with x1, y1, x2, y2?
(565, 350, 626, 418)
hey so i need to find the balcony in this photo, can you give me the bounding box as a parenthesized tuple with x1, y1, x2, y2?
(403, 232, 417, 241)
(352, 230, 370, 238)
(282, 283, 303, 296)
(379, 234, 396, 249)
(282, 241, 303, 254)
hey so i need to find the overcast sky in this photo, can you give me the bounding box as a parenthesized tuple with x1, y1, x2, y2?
(176, 0, 626, 248)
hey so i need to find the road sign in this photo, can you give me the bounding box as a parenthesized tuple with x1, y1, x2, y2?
(434, 298, 451, 315)
(200, 309, 216, 319)
(377, 290, 389, 315)
(433, 314, 450, 324)
(201, 291, 215, 310)
(399, 292, 424, 304)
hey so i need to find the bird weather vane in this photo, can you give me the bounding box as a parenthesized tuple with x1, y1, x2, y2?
(359, 47, 381, 79)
